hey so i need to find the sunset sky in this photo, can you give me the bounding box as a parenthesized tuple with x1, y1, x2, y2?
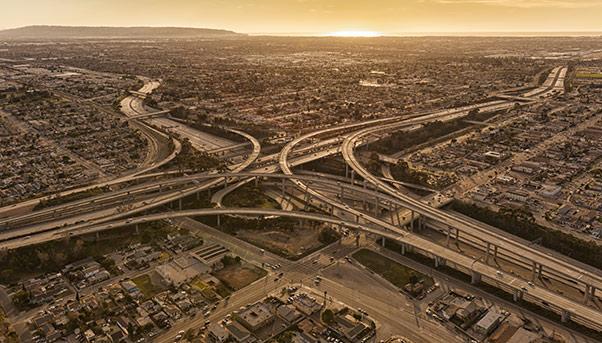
(2, 0, 601, 35)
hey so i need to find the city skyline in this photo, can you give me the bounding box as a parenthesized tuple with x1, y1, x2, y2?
(1, 0, 602, 35)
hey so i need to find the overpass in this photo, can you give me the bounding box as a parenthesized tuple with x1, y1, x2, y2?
(17, 207, 599, 331)
(340, 66, 602, 300)
(4, 65, 598, 330)
(125, 109, 171, 120)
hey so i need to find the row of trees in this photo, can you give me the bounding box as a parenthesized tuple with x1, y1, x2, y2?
(0, 222, 171, 285)
(369, 108, 492, 155)
(173, 138, 224, 172)
(449, 200, 602, 269)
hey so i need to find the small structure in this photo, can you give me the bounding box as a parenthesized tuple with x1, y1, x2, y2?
(155, 254, 211, 286)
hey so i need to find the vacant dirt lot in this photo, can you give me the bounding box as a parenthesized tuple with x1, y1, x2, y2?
(237, 226, 323, 259)
(213, 263, 266, 291)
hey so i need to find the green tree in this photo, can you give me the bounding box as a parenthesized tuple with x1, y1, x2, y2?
(322, 309, 335, 325)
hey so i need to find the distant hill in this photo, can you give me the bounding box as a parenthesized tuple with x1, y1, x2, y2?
(0, 25, 244, 39)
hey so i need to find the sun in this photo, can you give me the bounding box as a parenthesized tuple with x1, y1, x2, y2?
(326, 30, 383, 37)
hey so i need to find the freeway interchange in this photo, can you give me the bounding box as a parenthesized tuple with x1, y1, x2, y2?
(2, 65, 601, 334)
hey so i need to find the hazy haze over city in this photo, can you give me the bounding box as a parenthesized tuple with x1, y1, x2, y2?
(1, 0, 602, 35)
(2, 1, 602, 343)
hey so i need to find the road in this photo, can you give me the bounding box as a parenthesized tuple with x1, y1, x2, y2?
(4, 65, 601, 332)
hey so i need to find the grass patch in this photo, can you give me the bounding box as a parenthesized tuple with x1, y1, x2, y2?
(191, 278, 210, 291)
(576, 73, 602, 79)
(222, 184, 280, 209)
(352, 249, 434, 290)
(132, 274, 163, 299)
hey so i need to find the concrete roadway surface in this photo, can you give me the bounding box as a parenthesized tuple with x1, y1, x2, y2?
(0, 98, 182, 219)
(0, 170, 388, 244)
(10, 206, 601, 330)
(0, 116, 262, 243)
(121, 82, 234, 152)
(0, 82, 516, 234)
(341, 122, 602, 294)
(155, 219, 460, 343)
(365, 244, 596, 343)
(273, 65, 602, 328)
(341, 123, 602, 326)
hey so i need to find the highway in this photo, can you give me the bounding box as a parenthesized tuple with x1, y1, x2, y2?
(4, 65, 601, 331)
(333, 67, 602, 322)
(9, 206, 602, 330)
(272, 66, 602, 327)
(339, 69, 602, 293)
(0, 93, 182, 219)
(121, 87, 234, 152)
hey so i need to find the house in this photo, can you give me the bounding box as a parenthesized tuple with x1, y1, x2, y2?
(155, 255, 211, 286)
(473, 310, 504, 336)
(237, 302, 274, 332)
(207, 323, 230, 343)
(277, 305, 303, 324)
(225, 321, 255, 342)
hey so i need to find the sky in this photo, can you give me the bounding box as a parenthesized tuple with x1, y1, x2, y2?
(1, 0, 602, 35)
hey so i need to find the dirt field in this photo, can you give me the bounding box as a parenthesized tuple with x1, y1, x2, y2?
(213, 263, 266, 291)
(237, 226, 323, 259)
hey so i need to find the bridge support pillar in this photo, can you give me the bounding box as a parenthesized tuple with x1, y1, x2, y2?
(374, 197, 380, 216)
(304, 182, 312, 211)
(96, 231, 100, 240)
(135, 224, 139, 235)
(345, 163, 349, 179)
(531, 261, 542, 281)
(455, 229, 460, 247)
(381, 237, 386, 247)
(446, 227, 452, 247)
(584, 284, 596, 303)
(471, 271, 481, 284)
(373, 184, 380, 216)
(493, 245, 498, 261)
(513, 289, 523, 302)
(400, 243, 406, 255)
(560, 310, 571, 323)
(485, 242, 491, 261)
(217, 215, 221, 226)
(410, 211, 415, 232)
(435, 256, 445, 268)
(178, 198, 182, 211)
(351, 170, 355, 185)
(196, 191, 200, 201)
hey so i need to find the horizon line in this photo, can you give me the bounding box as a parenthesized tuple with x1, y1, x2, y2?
(1, 25, 602, 37)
